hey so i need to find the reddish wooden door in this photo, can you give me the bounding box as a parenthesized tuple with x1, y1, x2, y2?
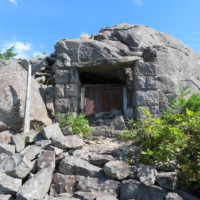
(85, 86, 123, 117)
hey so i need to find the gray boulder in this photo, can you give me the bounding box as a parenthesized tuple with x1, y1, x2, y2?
(73, 191, 102, 200)
(0, 59, 52, 132)
(0, 130, 16, 144)
(52, 53, 71, 72)
(51, 134, 83, 149)
(0, 172, 22, 196)
(77, 177, 120, 197)
(25, 131, 43, 143)
(137, 163, 157, 186)
(165, 192, 183, 200)
(156, 172, 177, 190)
(174, 189, 199, 200)
(0, 195, 13, 200)
(120, 179, 166, 200)
(0, 153, 9, 162)
(89, 154, 114, 165)
(96, 195, 118, 200)
(110, 116, 126, 130)
(0, 143, 15, 156)
(62, 126, 73, 136)
(37, 150, 55, 171)
(42, 123, 64, 140)
(59, 156, 103, 178)
(103, 161, 136, 180)
(50, 173, 81, 196)
(20, 145, 42, 161)
(12, 134, 26, 153)
(0, 121, 9, 132)
(0, 154, 32, 178)
(16, 166, 53, 200)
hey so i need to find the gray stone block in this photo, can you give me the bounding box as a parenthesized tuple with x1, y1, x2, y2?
(126, 108, 134, 119)
(55, 69, 79, 84)
(134, 76, 146, 90)
(133, 90, 158, 106)
(149, 105, 159, 117)
(55, 97, 78, 113)
(66, 84, 79, 97)
(133, 61, 157, 76)
(135, 106, 148, 121)
(55, 84, 65, 98)
(147, 76, 158, 89)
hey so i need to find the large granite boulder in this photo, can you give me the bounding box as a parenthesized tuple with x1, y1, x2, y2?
(54, 23, 200, 110)
(96, 24, 200, 107)
(0, 59, 52, 132)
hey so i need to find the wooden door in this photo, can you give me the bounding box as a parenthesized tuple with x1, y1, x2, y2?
(85, 86, 123, 117)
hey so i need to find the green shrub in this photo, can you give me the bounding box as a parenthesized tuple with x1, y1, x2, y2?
(160, 83, 200, 124)
(0, 46, 18, 60)
(56, 112, 93, 139)
(119, 107, 200, 186)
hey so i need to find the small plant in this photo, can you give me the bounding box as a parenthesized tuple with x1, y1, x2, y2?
(125, 150, 133, 165)
(0, 46, 18, 60)
(80, 32, 90, 39)
(106, 127, 111, 131)
(56, 112, 93, 139)
(42, 52, 47, 55)
(37, 54, 40, 57)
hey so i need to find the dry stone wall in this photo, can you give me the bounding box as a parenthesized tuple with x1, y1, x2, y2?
(55, 69, 80, 113)
(133, 61, 159, 120)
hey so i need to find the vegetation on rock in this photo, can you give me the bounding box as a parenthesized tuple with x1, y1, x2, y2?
(0, 46, 18, 60)
(56, 112, 93, 139)
(119, 84, 200, 187)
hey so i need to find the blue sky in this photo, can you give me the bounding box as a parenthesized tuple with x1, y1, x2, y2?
(0, 0, 200, 59)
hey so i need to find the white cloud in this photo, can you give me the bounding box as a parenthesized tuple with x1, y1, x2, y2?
(1, 41, 31, 59)
(9, 0, 17, 5)
(133, 0, 143, 6)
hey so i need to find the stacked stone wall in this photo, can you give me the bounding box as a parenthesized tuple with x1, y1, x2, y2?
(133, 61, 159, 120)
(55, 69, 80, 113)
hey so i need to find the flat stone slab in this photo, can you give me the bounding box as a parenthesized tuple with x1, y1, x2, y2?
(42, 123, 64, 140)
(89, 154, 114, 165)
(77, 177, 120, 197)
(96, 195, 118, 200)
(50, 173, 81, 196)
(73, 191, 102, 200)
(59, 156, 103, 178)
(0, 172, 22, 196)
(120, 180, 166, 200)
(137, 163, 157, 186)
(16, 166, 53, 200)
(103, 160, 135, 180)
(156, 172, 177, 190)
(0, 130, 16, 144)
(0, 195, 13, 200)
(37, 150, 55, 171)
(20, 145, 42, 161)
(0, 143, 15, 156)
(51, 134, 83, 149)
(0, 154, 32, 179)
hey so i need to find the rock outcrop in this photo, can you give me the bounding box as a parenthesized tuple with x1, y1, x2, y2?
(0, 59, 52, 132)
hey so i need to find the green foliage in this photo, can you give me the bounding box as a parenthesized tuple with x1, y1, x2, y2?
(125, 150, 133, 165)
(36, 54, 40, 57)
(160, 83, 200, 123)
(119, 107, 200, 186)
(56, 112, 93, 139)
(42, 52, 47, 55)
(0, 46, 18, 60)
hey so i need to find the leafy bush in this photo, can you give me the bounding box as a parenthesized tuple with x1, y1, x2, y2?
(160, 83, 200, 123)
(119, 107, 200, 186)
(56, 112, 93, 139)
(0, 46, 18, 60)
